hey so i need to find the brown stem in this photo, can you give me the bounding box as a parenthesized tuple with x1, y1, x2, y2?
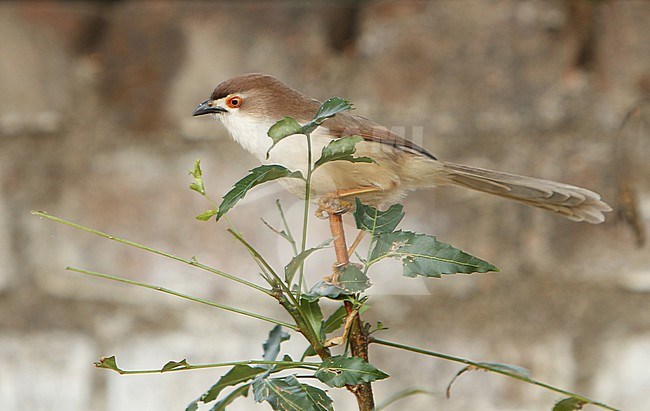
(320, 197, 375, 411)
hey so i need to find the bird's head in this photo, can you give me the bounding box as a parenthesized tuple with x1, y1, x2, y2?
(192, 73, 319, 123)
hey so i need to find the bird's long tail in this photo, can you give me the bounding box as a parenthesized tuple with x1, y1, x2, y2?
(435, 162, 612, 223)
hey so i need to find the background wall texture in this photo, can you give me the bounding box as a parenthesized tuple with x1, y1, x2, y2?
(1, 1, 649, 410)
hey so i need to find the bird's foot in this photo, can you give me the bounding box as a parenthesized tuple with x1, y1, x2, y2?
(316, 194, 351, 219)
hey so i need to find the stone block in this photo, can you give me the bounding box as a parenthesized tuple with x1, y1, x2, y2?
(0, 333, 96, 411)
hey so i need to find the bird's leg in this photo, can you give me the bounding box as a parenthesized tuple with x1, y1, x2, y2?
(348, 230, 367, 257)
(317, 196, 351, 285)
(316, 186, 378, 282)
(315, 186, 376, 275)
(316, 191, 375, 411)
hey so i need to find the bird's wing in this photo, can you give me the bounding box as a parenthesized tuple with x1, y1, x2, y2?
(323, 113, 437, 160)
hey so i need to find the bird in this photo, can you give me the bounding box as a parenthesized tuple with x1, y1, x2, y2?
(193, 73, 611, 223)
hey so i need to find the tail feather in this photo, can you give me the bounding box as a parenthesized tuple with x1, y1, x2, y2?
(438, 162, 612, 224)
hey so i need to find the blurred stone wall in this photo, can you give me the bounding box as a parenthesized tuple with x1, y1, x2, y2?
(1, 1, 649, 410)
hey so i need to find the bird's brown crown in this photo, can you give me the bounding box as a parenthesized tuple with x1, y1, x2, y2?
(210, 73, 320, 120)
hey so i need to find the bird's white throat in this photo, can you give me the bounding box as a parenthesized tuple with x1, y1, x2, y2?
(217, 111, 276, 161)
(217, 112, 332, 176)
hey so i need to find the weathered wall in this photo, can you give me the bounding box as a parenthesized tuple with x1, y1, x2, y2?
(1, 1, 649, 410)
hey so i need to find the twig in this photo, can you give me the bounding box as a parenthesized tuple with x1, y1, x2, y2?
(67, 267, 298, 330)
(371, 338, 620, 411)
(32, 211, 271, 296)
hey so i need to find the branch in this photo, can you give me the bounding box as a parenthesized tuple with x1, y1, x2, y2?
(67, 267, 298, 331)
(371, 338, 620, 411)
(32, 211, 271, 296)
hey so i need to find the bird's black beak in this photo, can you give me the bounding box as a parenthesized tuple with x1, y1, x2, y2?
(192, 99, 226, 116)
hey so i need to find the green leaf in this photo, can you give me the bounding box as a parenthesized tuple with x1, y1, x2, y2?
(372, 321, 389, 333)
(284, 238, 333, 284)
(300, 384, 334, 411)
(161, 358, 190, 372)
(252, 375, 333, 411)
(263, 325, 290, 362)
(301, 281, 349, 302)
(371, 231, 499, 277)
(315, 355, 389, 388)
(210, 384, 251, 411)
(338, 265, 371, 293)
(299, 298, 323, 338)
(267, 116, 303, 158)
(189, 159, 206, 195)
(266, 98, 353, 158)
(313, 97, 353, 124)
(354, 199, 404, 235)
(322, 305, 371, 336)
(217, 165, 303, 220)
(314, 136, 374, 168)
(322, 305, 349, 335)
(301, 97, 354, 135)
(553, 397, 587, 411)
(94, 355, 122, 373)
(201, 365, 266, 403)
(195, 209, 218, 221)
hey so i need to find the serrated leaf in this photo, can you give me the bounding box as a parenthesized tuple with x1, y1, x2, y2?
(301, 281, 350, 302)
(284, 238, 333, 284)
(263, 325, 290, 362)
(253, 375, 333, 411)
(161, 358, 190, 372)
(477, 362, 531, 379)
(315, 355, 389, 388)
(371, 230, 499, 277)
(201, 365, 266, 403)
(354, 199, 404, 235)
(338, 265, 371, 293)
(217, 165, 303, 220)
(299, 298, 323, 338)
(553, 397, 586, 411)
(301, 384, 334, 411)
(189, 159, 206, 195)
(370, 230, 414, 262)
(300, 97, 354, 135)
(267, 116, 303, 158)
(210, 384, 251, 411)
(195, 209, 218, 221)
(314, 97, 353, 124)
(94, 355, 122, 373)
(314, 136, 374, 168)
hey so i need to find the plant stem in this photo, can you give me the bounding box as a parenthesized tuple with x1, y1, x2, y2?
(298, 132, 314, 296)
(371, 338, 620, 411)
(32, 211, 271, 296)
(101, 358, 320, 375)
(225, 228, 329, 361)
(276, 199, 299, 256)
(225, 228, 299, 304)
(278, 293, 331, 360)
(67, 267, 298, 331)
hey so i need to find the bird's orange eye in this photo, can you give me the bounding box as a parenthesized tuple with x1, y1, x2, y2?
(226, 96, 243, 109)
